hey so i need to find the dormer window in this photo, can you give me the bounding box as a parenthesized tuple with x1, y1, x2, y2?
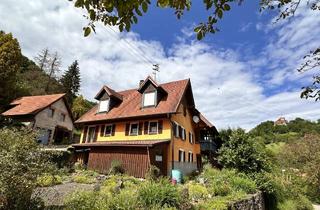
(99, 99, 109, 113)
(143, 91, 156, 107)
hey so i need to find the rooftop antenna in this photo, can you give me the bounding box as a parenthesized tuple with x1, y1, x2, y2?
(152, 64, 160, 81)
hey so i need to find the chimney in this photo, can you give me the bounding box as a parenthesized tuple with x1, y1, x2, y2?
(139, 80, 144, 87)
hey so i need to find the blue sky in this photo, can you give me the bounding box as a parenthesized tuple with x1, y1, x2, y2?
(0, 0, 320, 129)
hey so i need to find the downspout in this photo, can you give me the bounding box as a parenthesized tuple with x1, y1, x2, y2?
(169, 115, 174, 172)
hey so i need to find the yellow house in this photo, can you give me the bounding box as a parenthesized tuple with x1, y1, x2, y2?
(73, 76, 217, 177)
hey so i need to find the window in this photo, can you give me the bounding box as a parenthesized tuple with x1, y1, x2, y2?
(59, 113, 66, 122)
(86, 126, 96, 143)
(129, 123, 139, 136)
(188, 152, 193, 162)
(99, 99, 109, 113)
(143, 91, 156, 107)
(173, 122, 179, 138)
(189, 132, 194, 144)
(104, 124, 113, 136)
(179, 149, 185, 162)
(181, 127, 186, 140)
(48, 108, 54, 118)
(148, 121, 158, 134)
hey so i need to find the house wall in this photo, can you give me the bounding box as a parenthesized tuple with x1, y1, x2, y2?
(87, 146, 150, 178)
(79, 117, 171, 142)
(169, 102, 201, 175)
(34, 98, 73, 142)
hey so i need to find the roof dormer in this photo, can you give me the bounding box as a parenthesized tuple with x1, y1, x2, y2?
(95, 85, 122, 113)
(138, 76, 167, 108)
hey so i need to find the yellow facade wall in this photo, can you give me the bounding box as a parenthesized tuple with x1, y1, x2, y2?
(80, 118, 171, 142)
(169, 104, 201, 163)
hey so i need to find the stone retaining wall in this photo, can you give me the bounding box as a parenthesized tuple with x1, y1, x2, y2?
(229, 191, 265, 210)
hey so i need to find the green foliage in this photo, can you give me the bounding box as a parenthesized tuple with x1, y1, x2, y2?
(60, 60, 81, 104)
(42, 150, 73, 169)
(145, 165, 161, 181)
(218, 129, 271, 174)
(277, 134, 320, 203)
(0, 128, 55, 209)
(72, 95, 95, 120)
(0, 31, 22, 111)
(72, 175, 96, 184)
(109, 160, 125, 175)
(187, 183, 209, 201)
(196, 197, 229, 210)
(200, 166, 257, 196)
(36, 174, 63, 187)
(64, 190, 104, 210)
(137, 178, 181, 208)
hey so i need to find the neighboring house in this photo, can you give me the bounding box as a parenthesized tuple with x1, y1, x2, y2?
(1, 94, 74, 145)
(73, 76, 217, 178)
(274, 117, 288, 126)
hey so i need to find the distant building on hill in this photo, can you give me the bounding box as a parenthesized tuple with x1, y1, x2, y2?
(274, 117, 288, 126)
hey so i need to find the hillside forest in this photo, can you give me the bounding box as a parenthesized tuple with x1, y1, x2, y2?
(0, 31, 95, 122)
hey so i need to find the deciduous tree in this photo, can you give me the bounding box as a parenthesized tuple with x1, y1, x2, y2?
(0, 31, 22, 111)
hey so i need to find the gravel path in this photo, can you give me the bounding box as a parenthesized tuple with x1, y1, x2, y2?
(33, 182, 95, 206)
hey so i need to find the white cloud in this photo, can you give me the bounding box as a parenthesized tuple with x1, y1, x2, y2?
(1, 0, 320, 130)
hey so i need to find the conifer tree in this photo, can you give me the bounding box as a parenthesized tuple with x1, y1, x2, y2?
(60, 60, 80, 104)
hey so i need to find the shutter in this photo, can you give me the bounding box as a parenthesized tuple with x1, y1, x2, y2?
(158, 120, 163, 134)
(179, 126, 182, 138)
(183, 129, 186, 140)
(93, 126, 99, 142)
(138, 122, 143, 135)
(125, 123, 130, 136)
(111, 124, 116, 136)
(82, 126, 88, 143)
(189, 132, 191, 143)
(100, 125, 105, 137)
(144, 121, 149, 134)
(172, 123, 176, 137)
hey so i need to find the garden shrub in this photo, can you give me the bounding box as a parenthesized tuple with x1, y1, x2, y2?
(64, 190, 105, 210)
(72, 174, 95, 184)
(196, 197, 229, 210)
(0, 128, 56, 210)
(37, 174, 62, 187)
(187, 182, 209, 201)
(138, 178, 181, 208)
(105, 188, 139, 210)
(42, 150, 73, 169)
(109, 160, 125, 175)
(145, 165, 161, 180)
(229, 175, 257, 194)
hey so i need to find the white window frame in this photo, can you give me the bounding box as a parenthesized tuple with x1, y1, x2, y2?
(179, 149, 185, 162)
(181, 126, 186, 140)
(174, 121, 179, 138)
(143, 91, 156, 107)
(129, 122, 139, 136)
(148, 121, 158, 134)
(188, 151, 193, 163)
(98, 99, 110, 113)
(189, 132, 194, 144)
(86, 126, 96, 143)
(104, 124, 113, 136)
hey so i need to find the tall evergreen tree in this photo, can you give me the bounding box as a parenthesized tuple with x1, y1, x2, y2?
(60, 60, 80, 104)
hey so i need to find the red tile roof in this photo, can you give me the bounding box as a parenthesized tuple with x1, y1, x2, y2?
(72, 140, 170, 147)
(76, 79, 190, 123)
(2, 94, 65, 116)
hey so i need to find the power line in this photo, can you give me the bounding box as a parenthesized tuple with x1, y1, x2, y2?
(103, 27, 152, 70)
(107, 26, 157, 67)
